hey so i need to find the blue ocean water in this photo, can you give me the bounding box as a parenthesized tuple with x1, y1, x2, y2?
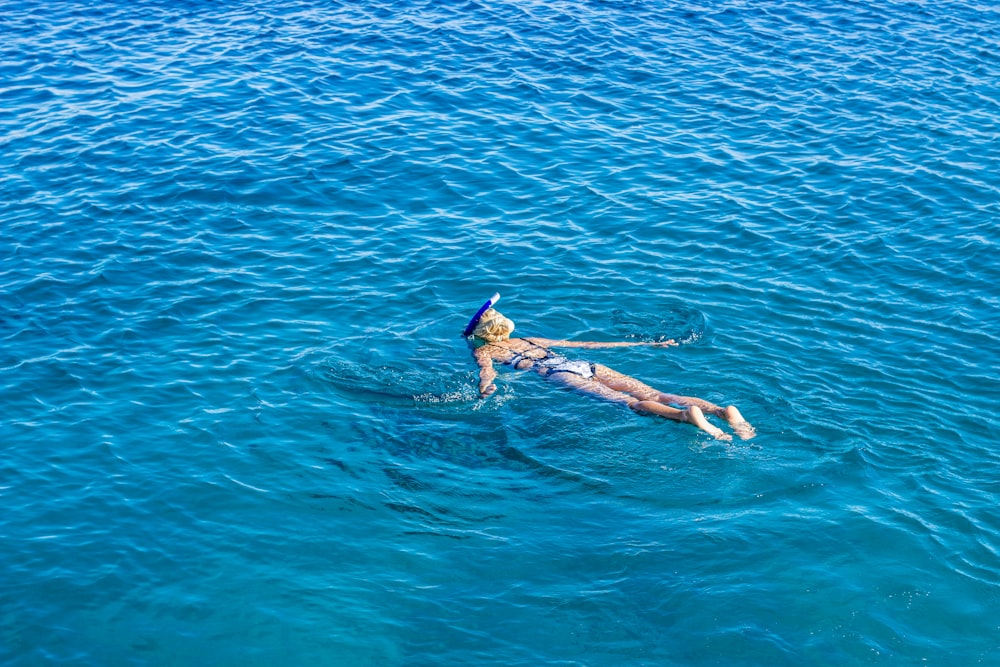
(2, 0, 999, 664)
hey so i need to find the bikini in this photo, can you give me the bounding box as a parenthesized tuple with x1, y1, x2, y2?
(505, 340, 596, 379)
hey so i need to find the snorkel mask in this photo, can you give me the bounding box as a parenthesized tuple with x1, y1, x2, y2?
(463, 292, 501, 337)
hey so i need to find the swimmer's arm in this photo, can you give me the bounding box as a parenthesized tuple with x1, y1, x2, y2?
(473, 347, 497, 397)
(527, 337, 677, 349)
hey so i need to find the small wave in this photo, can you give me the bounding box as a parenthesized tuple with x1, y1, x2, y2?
(612, 306, 706, 344)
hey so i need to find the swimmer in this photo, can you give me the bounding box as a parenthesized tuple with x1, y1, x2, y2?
(468, 306, 755, 441)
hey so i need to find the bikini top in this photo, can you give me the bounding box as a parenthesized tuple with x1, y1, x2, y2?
(505, 339, 562, 369)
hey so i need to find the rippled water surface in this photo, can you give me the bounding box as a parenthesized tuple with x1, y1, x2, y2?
(2, 0, 999, 664)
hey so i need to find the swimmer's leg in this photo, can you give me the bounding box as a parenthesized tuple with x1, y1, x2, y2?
(593, 364, 750, 440)
(584, 366, 731, 440)
(628, 401, 729, 440)
(652, 395, 755, 440)
(590, 364, 662, 401)
(543, 370, 637, 407)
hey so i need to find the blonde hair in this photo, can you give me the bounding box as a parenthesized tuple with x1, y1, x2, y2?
(473, 308, 514, 342)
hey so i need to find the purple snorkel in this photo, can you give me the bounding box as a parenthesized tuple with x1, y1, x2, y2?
(463, 292, 501, 337)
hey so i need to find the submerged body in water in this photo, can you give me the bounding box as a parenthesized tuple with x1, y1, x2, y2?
(470, 307, 755, 441)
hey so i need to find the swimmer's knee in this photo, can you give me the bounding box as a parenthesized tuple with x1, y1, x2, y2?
(684, 405, 704, 423)
(723, 405, 742, 419)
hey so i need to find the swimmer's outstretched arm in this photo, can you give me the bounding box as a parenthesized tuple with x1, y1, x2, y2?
(526, 337, 677, 349)
(473, 346, 497, 397)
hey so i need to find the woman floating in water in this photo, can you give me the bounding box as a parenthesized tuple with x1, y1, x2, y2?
(467, 297, 754, 441)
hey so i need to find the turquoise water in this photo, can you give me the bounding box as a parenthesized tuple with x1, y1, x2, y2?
(2, 0, 999, 664)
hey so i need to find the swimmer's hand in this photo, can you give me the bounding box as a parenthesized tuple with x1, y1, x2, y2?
(651, 339, 678, 347)
(479, 383, 496, 398)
